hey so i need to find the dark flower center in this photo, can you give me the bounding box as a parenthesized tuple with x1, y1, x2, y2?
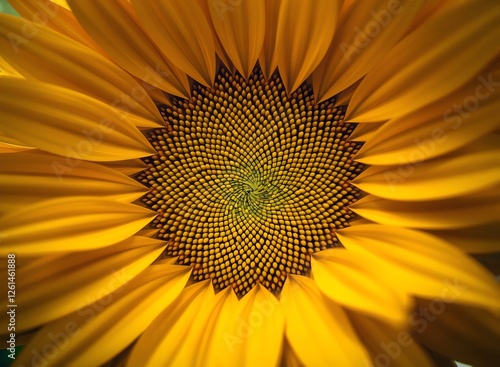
(137, 65, 364, 297)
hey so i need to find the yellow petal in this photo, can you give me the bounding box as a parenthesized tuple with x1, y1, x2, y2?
(0, 55, 22, 78)
(312, 248, 410, 327)
(351, 187, 500, 229)
(429, 222, 500, 254)
(414, 301, 500, 367)
(0, 131, 31, 149)
(259, 0, 281, 79)
(0, 78, 155, 161)
(349, 121, 384, 141)
(199, 288, 240, 367)
(67, 0, 190, 97)
(354, 138, 500, 201)
(195, 0, 234, 70)
(126, 281, 216, 367)
(208, 0, 265, 78)
(0, 197, 155, 255)
(346, 0, 500, 122)
(226, 285, 285, 367)
(0, 151, 146, 214)
(276, 0, 340, 93)
(8, 0, 102, 50)
(1, 236, 165, 331)
(130, 0, 215, 86)
(348, 311, 435, 367)
(337, 224, 500, 313)
(13, 264, 190, 367)
(405, 0, 459, 35)
(0, 15, 164, 126)
(334, 77, 362, 107)
(281, 275, 369, 366)
(357, 68, 500, 165)
(102, 159, 148, 176)
(313, 0, 423, 102)
(0, 142, 33, 153)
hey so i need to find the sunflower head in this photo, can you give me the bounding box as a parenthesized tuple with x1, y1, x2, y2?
(0, 1, 499, 367)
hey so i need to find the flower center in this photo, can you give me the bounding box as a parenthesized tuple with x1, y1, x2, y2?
(137, 65, 364, 297)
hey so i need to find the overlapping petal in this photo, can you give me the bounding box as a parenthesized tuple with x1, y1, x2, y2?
(13, 263, 191, 367)
(126, 281, 217, 367)
(346, 0, 500, 122)
(353, 137, 500, 201)
(351, 185, 500, 229)
(208, 0, 265, 78)
(356, 68, 500, 165)
(68, 0, 191, 97)
(0, 79, 155, 161)
(313, 0, 423, 102)
(312, 248, 411, 326)
(0, 197, 155, 255)
(1, 236, 166, 331)
(0, 14, 164, 126)
(348, 311, 435, 367)
(281, 275, 369, 366)
(130, 0, 215, 87)
(0, 150, 147, 214)
(429, 222, 500, 254)
(337, 224, 500, 313)
(8, 0, 101, 50)
(414, 301, 500, 367)
(276, 0, 340, 93)
(259, 0, 280, 79)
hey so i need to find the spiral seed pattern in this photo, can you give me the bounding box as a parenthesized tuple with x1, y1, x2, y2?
(137, 66, 364, 297)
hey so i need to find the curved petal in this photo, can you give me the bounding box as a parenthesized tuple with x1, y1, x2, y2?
(348, 311, 435, 367)
(228, 284, 285, 367)
(208, 0, 265, 78)
(351, 186, 500, 229)
(0, 150, 147, 214)
(346, 0, 500, 122)
(0, 55, 22, 78)
(0, 15, 164, 126)
(195, 0, 234, 70)
(126, 281, 217, 367)
(0, 142, 33, 153)
(259, 0, 281, 79)
(2, 236, 166, 332)
(13, 263, 191, 367)
(356, 68, 500, 165)
(349, 121, 384, 141)
(414, 301, 500, 367)
(276, 0, 340, 93)
(130, 0, 215, 86)
(312, 249, 411, 327)
(0, 129, 34, 153)
(281, 275, 369, 366)
(0, 197, 155, 255)
(334, 77, 362, 107)
(102, 159, 147, 176)
(353, 137, 500, 201)
(429, 222, 500, 254)
(0, 79, 155, 161)
(8, 0, 102, 50)
(130, 282, 284, 367)
(68, 0, 190, 97)
(313, 0, 423, 102)
(337, 224, 500, 313)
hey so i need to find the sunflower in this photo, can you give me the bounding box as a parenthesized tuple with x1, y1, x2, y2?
(0, 0, 499, 366)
